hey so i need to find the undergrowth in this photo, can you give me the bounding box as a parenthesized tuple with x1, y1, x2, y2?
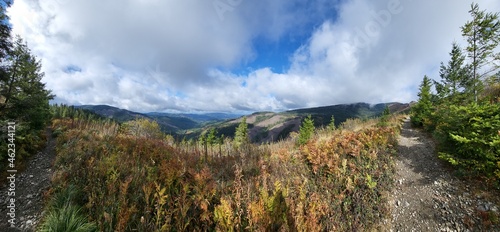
(41, 109, 403, 231)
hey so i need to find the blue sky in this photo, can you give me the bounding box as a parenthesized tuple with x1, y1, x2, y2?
(7, 0, 500, 113)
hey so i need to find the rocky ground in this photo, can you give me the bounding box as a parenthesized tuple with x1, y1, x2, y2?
(0, 129, 56, 232)
(390, 118, 500, 231)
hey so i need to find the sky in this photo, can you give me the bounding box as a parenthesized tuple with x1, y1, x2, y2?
(7, 0, 500, 113)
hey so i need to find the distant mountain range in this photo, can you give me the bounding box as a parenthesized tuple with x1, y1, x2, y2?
(75, 105, 242, 133)
(76, 102, 410, 143)
(190, 102, 411, 143)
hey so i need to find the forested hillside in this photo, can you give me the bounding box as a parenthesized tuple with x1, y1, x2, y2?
(190, 102, 410, 143)
(75, 105, 241, 134)
(72, 102, 409, 144)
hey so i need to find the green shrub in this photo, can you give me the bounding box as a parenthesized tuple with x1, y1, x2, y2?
(435, 103, 500, 180)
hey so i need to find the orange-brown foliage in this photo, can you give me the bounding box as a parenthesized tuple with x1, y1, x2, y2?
(47, 116, 401, 231)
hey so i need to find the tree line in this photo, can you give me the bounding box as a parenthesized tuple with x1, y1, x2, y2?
(412, 3, 500, 184)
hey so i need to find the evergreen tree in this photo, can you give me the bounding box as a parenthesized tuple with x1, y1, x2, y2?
(206, 128, 217, 158)
(377, 105, 391, 127)
(198, 133, 206, 147)
(298, 115, 314, 146)
(234, 116, 249, 149)
(461, 3, 500, 102)
(327, 115, 336, 131)
(0, 36, 54, 130)
(206, 128, 217, 146)
(435, 43, 469, 102)
(0, 3, 54, 166)
(411, 76, 433, 127)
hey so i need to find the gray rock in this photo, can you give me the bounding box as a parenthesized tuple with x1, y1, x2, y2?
(477, 205, 487, 212)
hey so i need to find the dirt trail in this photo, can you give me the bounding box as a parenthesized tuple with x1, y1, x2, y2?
(390, 118, 499, 231)
(0, 128, 56, 231)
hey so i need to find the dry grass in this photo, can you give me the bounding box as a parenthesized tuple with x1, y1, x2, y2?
(43, 114, 404, 231)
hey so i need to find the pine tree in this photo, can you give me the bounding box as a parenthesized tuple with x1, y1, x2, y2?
(0, 7, 54, 166)
(461, 3, 500, 102)
(234, 117, 249, 149)
(411, 76, 433, 127)
(298, 115, 314, 146)
(435, 43, 469, 102)
(206, 128, 217, 146)
(378, 105, 391, 127)
(327, 115, 336, 131)
(0, 36, 54, 130)
(206, 128, 217, 157)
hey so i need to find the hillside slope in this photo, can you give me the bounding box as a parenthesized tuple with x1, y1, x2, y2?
(196, 102, 410, 143)
(76, 102, 410, 143)
(76, 105, 238, 134)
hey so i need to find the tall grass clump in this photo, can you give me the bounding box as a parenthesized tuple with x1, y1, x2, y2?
(39, 184, 96, 232)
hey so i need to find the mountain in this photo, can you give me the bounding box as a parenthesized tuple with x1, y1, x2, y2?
(75, 105, 241, 134)
(289, 102, 410, 126)
(145, 112, 242, 123)
(76, 102, 410, 143)
(192, 102, 410, 143)
(77, 105, 146, 121)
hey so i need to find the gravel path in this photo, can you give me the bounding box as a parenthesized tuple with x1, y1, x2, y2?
(0, 128, 56, 231)
(391, 118, 500, 232)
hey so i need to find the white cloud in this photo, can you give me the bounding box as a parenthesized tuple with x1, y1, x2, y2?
(7, 0, 500, 112)
(238, 0, 500, 109)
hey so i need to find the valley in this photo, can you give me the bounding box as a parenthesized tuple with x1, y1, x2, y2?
(78, 102, 411, 143)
